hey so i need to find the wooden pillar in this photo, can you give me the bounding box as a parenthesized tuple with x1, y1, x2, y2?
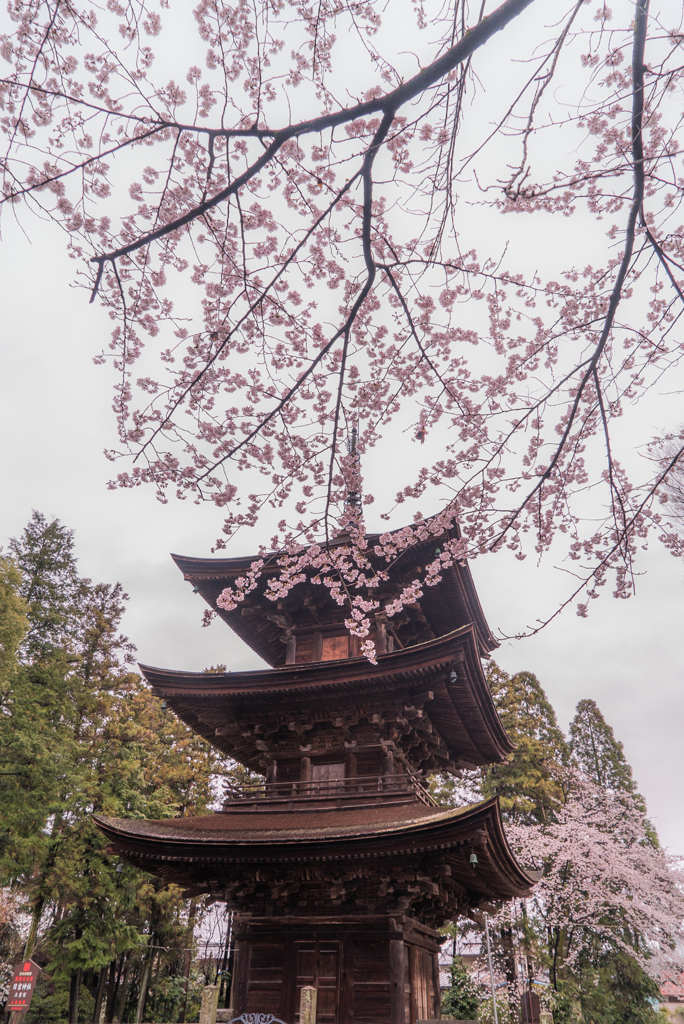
(231, 939, 249, 1015)
(340, 940, 354, 1024)
(285, 632, 297, 664)
(345, 752, 357, 792)
(431, 950, 441, 1020)
(266, 760, 278, 794)
(375, 620, 387, 655)
(281, 941, 296, 1021)
(390, 939, 406, 1024)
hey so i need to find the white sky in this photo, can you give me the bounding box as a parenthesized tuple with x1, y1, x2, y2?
(1, 218, 683, 857)
(1, 0, 683, 858)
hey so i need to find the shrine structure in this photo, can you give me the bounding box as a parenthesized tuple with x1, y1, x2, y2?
(97, 529, 536, 1024)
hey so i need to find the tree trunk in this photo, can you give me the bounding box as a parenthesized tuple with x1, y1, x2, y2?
(500, 924, 520, 1024)
(178, 900, 197, 1024)
(105, 958, 120, 1024)
(218, 911, 233, 1007)
(115, 954, 132, 1023)
(68, 968, 82, 1024)
(22, 896, 45, 959)
(93, 966, 108, 1024)
(135, 934, 156, 1024)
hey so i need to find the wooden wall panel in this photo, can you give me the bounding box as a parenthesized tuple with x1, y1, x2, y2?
(353, 943, 391, 1024)
(245, 943, 284, 1014)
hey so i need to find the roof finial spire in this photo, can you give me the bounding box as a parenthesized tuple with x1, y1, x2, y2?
(345, 422, 362, 509)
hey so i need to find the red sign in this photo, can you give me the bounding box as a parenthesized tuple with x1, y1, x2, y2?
(7, 960, 40, 1013)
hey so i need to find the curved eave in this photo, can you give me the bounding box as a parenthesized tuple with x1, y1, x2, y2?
(95, 797, 536, 900)
(140, 628, 513, 768)
(171, 527, 498, 666)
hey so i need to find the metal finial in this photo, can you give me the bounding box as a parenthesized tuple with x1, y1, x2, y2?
(345, 424, 361, 508)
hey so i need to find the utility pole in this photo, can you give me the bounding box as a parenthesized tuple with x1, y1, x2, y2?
(484, 914, 499, 1024)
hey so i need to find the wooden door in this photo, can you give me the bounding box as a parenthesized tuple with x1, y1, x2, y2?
(244, 943, 285, 1015)
(409, 946, 434, 1023)
(295, 942, 341, 1024)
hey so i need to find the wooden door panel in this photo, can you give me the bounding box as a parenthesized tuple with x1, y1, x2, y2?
(295, 942, 340, 1024)
(245, 943, 284, 1014)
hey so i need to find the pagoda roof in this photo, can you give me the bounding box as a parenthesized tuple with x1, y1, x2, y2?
(140, 628, 514, 771)
(95, 796, 538, 906)
(171, 527, 498, 665)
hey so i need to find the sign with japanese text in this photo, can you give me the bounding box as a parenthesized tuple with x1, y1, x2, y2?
(7, 960, 40, 1013)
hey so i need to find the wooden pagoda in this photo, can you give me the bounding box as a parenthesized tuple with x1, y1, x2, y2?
(97, 528, 536, 1024)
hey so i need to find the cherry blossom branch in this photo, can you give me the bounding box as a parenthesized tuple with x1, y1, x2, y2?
(491, 0, 650, 551)
(88, 0, 536, 276)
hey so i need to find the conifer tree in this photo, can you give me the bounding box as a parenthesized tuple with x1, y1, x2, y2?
(482, 663, 568, 823)
(569, 698, 637, 793)
(8, 512, 83, 662)
(0, 513, 228, 1023)
(569, 698, 655, 843)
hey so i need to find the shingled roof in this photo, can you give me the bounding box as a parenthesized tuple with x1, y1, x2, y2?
(140, 628, 513, 771)
(172, 527, 498, 665)
(96, 797, 538, 909)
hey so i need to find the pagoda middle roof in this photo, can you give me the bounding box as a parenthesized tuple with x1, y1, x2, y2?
(172, 526, 498, 666)
(95, 797, 538, 903)
(140, 627, 514, 770)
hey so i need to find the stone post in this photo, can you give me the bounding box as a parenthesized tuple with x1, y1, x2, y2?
(300, 985, 317, 1024)
(199, 985, 219, 1024)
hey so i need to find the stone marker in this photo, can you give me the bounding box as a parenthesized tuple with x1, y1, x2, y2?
(199, 985, 220, 1024)
(300, 985, 317, 1024)
(539, 1012, 554, 1024)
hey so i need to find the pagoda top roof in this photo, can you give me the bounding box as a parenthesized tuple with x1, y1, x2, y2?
(171, 526, 498, 665)
(96, 797, 537, 903)
(140, 628, 514, 771)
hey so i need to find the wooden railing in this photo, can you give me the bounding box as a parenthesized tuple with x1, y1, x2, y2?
(221, 772, 436, 810)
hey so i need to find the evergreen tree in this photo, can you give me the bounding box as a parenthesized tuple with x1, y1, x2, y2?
(482, 663, 568, 824)
(569, 698, 636, 793)
(569, 698, 656, 843)
(0, 513, 229, 1024)
(441, 958, 480, 1021)
(0, 557, 27, 682)
(8, 512, 83, 662)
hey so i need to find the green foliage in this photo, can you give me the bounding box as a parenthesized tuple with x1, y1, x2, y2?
(0, 556, 27, 682)
(8, 511, 83, 662)
(550, 950, 665, 1024)
(569, 698, 657, 844)
(569, 698, 636, 793)
(428, 769, 482, 809)
(482, 663, 568, 823)
(441, 958, 480, 1021)
(0, 513, 234, 1022)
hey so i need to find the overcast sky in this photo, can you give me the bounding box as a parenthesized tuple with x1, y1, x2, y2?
(1, 0, 683, 858)
(1, 217, 683, 857)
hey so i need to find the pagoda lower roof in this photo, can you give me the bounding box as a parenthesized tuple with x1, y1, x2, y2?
(172, 526, 498, 666)
(95, 797, 538, 906)
(140, 628, 513, 770)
